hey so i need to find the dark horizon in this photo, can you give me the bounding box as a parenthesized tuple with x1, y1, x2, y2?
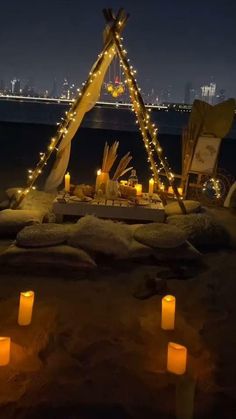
(0, 0, 235, 102)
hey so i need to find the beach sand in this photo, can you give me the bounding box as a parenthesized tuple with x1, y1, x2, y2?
(0, 209, 236, 418)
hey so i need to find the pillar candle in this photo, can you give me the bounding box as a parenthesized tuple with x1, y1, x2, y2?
(0, 337, 11, 366)
(18, 291, 35, 326)
(135, 183, 142, 196)
(64, 172, 71, 193)
(167, 342, 187, 375)
(161, 295, 176, 330)
(96, 171, 109, 194)
(95, 169, 102, 191)
(149, 178, 154, 196)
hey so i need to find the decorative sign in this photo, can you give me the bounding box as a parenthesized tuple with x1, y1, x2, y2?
(190, 136, 221, 174)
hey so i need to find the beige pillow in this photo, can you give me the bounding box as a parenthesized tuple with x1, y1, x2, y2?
(0, 209, 44, 237)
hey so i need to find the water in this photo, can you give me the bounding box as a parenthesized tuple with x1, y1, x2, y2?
(0, 120, 235, 197)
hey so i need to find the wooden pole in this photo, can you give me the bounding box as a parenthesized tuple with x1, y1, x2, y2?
(103, 13, 185, 212)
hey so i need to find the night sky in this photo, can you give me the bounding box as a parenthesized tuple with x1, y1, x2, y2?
(0, 0, 235, 101)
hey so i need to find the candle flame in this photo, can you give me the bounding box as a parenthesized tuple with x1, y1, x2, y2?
(164, 295, 175, 302)
(22, 291, 34, 298)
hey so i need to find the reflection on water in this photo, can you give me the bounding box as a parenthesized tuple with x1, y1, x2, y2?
(0, 122, 235, 196)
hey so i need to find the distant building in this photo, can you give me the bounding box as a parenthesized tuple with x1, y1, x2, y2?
(215, 88, 226, 104)
(201, 82, 216, 105)
(0, 79, 5, 94)
(61, 78, 70, 99)
(11, 78, 21, 95)
(50, 79, 58, 98)
(184, 82, 196, 104)
(160, 85, 172, 104)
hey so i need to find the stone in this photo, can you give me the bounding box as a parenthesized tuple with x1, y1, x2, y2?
(164, 200, 201, 216)
(16, 223, 74, 248)
(0, 209, 44, 237)
(0, 244, 96, 270)
(134, 222, 187, 248)
(167, 213, 230, 248)
(68, 215, 132, 257)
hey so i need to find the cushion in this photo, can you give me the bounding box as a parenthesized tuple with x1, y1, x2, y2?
(134, 222, 187, 248)
(0, 209, 44, 237)
(118, 239, 154, 259)
(167, 213, 230, 248)
(0, 244, 96, 270)
(164, 200, 201, 216)
(68, 215, 132, 257)
(153, 241, 201, 261)
(18, 190, 56, 222)
(16, 223, 75, 248)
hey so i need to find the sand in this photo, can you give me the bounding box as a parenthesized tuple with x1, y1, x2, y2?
(0, 211, 236, 418)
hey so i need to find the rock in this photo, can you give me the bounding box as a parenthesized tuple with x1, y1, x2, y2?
(167, 213, 230, 248)
(164, 200, 201, 216)
(16, 223, 74, 248)
(68, 215, 132, 257)
(0, 209, 44, 237)
(0, 244, 96, 270)
(134, 222, 187, 248)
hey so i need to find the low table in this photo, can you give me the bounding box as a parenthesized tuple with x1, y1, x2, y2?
(53, 198, 165, 223)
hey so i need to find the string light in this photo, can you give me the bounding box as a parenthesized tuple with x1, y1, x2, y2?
(15, 14, 184, 213)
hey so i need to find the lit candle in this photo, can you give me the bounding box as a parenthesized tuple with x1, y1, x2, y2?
(149, 178, 154, 196)
(18, 291, 35, 326)
(120, 180, 128, 186)
(167, 342, 187, 375)
(135, 183, 142, 196)
(0, 337, 11, 366)
(168, 186, 174, 194)
(161, 295, 176, 330)
(95, 170, 109, 193)
(65, 172, 70, 193)
(95, 169, 101, 191)
(177, 187, 183, 196)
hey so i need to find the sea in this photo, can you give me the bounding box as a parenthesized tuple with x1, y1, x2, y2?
(0, 99, 235, 196)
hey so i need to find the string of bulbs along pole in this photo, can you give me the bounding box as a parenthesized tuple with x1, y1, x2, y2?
(14, 10, 186, 213)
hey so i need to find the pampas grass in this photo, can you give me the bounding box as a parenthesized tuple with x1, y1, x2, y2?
(112, 152, 133, 181)
(101, 141, 119, 173)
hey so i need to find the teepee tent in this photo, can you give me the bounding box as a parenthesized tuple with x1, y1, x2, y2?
(14, 9, 185, 213)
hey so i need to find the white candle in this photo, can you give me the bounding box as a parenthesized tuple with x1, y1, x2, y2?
(65, 172, 70, 193)
(0, 337, 11, 366)
(149, 178, 154, 196)
(18, 291, 35, 326)
(95, 170, 109, 193)
(161, 295, 176, 330)
(95, 169, 101, 191)
(135, 183, 142, 196)
(167, 342, 187, 375)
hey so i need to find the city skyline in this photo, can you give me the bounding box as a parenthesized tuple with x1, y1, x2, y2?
(0, 0, 235, 102)
(0, 75, 229, 106)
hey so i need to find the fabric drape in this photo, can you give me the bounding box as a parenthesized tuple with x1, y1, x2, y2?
(44, 44, 116, 191)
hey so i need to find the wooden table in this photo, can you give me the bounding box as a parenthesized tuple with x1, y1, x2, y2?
(53, 197, 165, 223)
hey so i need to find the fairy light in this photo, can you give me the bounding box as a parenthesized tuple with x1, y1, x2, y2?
(15, 13, 184, 212)
(202, 178, 222, 199)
